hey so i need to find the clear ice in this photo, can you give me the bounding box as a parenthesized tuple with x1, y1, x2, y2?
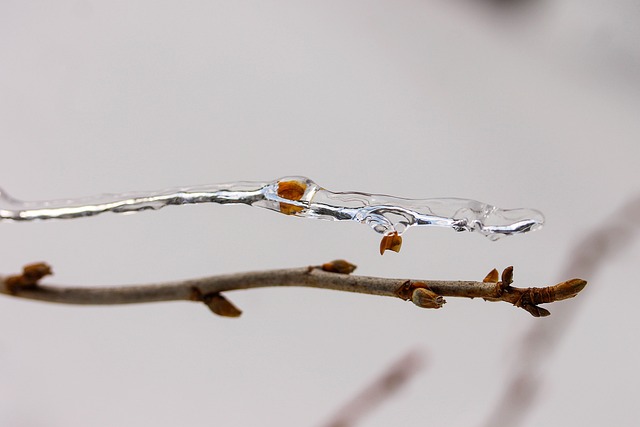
(0, 176, 544, 240)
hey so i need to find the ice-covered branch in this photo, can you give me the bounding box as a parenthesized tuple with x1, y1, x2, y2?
(0, 177, 544, 253)
(1, 261, 585, 317)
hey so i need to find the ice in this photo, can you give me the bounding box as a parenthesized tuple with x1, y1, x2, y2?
(0, 176, 544, 241)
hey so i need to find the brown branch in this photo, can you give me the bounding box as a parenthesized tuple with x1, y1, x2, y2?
(0, 260, 586, 317)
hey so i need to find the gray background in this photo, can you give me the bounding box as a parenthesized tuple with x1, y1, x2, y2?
(1, 1, 639, 426)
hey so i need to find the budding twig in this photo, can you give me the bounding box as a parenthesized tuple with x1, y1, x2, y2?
(0, 261, 586, 317)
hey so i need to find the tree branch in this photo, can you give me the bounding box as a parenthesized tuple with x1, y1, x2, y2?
(0, 261, 586, 317)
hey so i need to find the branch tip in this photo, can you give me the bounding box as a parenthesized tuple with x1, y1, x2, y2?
(552, 278, 587, 301)
(483, 267, 588, 317)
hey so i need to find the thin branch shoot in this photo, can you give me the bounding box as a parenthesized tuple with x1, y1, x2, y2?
(1, 261, 586, 317)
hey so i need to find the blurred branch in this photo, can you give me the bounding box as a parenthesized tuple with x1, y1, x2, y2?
(322, 349, 426, 427)
(0, 260, 585, 317)
(481, 195, 640, 427)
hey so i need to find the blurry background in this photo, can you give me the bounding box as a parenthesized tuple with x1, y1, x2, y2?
(1, 1, 639, 426)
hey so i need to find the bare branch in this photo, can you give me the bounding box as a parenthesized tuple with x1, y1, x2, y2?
(0, 260, 586, 317)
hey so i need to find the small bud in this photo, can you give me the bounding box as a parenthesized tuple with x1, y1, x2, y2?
(483, 268, 499, 283)
(203, 293, 242, 318)
(5, 262, 52, 294)
(501, 266, 514, 286)
(22, 263, 53, 283)
(522, 304, 551, 318)
(411, 287, 445, 309)
(277, 180, 307, 215)
(321, 260, 357, 274)
(379, 232, 402, 255)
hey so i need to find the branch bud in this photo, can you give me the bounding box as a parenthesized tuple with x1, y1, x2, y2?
(379, 232, 402, 255)
(411, 287, 445, 309)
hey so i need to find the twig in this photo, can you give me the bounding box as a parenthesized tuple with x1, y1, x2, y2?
(0, 260, 586, 317)
(322, 349, 426, 427)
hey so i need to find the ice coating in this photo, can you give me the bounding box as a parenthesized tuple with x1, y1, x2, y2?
(0, 176, 544, 240)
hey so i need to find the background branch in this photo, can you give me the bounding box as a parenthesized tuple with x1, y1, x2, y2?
(322, 349, 426, 427)
(480, 195, 640, 427)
